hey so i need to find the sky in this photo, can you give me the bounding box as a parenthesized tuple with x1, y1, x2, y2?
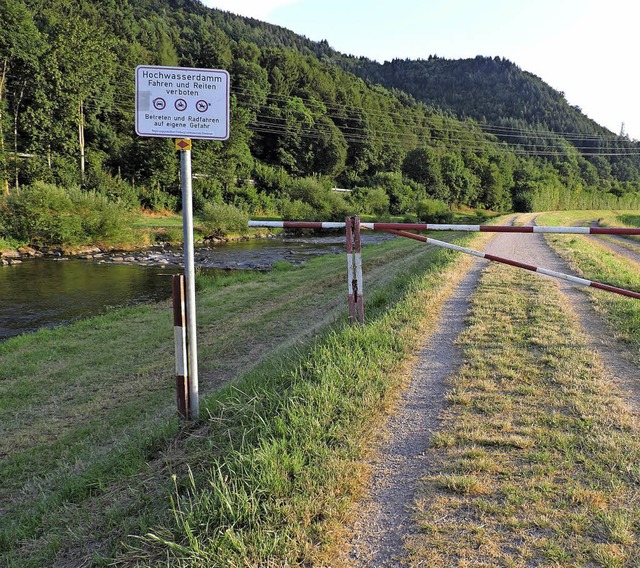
(201, 0, 640, 141)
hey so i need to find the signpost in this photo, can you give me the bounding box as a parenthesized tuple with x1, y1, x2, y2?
(136, 65, 230, 419)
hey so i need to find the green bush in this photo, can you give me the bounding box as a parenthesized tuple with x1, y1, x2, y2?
(200, 202, 249, 236)
(0, 182, 135, 247)
(279, 199, 316, 221)
(69, 188, 135, 244)
(139, 183, 178, 212)
(0, 182, 81, 245)
(192, 179, 223, 213)
(252, 162, 292, 196)
(349, 186, 389, 216)
(416, 198, 454, 223)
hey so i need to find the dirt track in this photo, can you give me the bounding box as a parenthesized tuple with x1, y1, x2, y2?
(345, 215, 640, 566)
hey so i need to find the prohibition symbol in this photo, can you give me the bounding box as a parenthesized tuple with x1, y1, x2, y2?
(153, 97, 166, 111)
(196, 100, 209, 113)
(175, 98, 187, 112)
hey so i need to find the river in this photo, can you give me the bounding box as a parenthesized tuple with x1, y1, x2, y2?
(0, 233, 393, 341)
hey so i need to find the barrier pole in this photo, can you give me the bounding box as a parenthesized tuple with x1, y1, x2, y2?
(248, 220, 640, 236)
(172, 274, 189, 418)
(345, 216, 357, 324)
(353, 216, 364, 324)
(384, 229, 640, 300)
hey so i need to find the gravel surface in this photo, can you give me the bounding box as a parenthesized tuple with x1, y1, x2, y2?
(594, 233, 640, 265)
(345, 256, 486, 567)
(344, 215, 640, 566)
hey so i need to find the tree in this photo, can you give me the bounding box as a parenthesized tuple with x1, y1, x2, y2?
(401, 147, 448, 201)
(0, 0, 44, 190)
(21, 1, 116, 186)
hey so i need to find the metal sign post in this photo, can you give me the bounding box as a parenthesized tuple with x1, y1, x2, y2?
(135, 65, 229, 420)
(179, 143, 199, 418)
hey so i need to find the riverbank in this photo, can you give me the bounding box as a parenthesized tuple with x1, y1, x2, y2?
(0, 229, 275, 266)
(0, 206, 279, 266)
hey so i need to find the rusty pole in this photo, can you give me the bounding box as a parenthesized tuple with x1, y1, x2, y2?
(353, 216, 364, 325)
(345, 216, 357, 324)
(172, 274, 189, 418)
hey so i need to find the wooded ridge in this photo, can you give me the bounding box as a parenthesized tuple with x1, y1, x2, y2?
(1, 0, 639, 242)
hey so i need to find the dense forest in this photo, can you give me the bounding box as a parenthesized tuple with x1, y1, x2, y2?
(1, 0, 640, 247)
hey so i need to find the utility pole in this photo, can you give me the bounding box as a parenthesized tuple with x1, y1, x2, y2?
(79, 101, 85, 185)
(620, 122, 627, 138)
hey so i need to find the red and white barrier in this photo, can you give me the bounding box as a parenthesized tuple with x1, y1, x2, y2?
(249, 220, 640, 236)
(384, 229, 640, 300)
(248, 218, 640, 306)
(172, 274, 189, 418)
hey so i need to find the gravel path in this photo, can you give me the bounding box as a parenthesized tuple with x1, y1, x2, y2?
(345, 256, 486, 567)
(344, 216, 640, 566)
(594, 233, 640, 265)
(490, 217, 640, 407)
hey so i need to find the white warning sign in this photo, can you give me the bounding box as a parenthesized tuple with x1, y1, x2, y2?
(135, 65, 229, 140)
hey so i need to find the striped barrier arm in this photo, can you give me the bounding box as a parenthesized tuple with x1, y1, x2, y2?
(248, 220, 640, 235)
(385, 229, 640, 300)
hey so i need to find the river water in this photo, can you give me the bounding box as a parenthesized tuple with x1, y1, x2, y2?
(0, 233, 393, 341)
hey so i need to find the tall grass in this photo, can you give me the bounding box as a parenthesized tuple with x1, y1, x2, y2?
(127, 239, 484, 566)
(0, 228, 484, 566)
(538, 211, 640, 357)
(407, 262, 640, 566)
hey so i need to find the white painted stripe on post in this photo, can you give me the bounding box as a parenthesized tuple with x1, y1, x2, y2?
(355, 252, 363, 297)
(347, 253, 354, 295)
(532, 226, 590, 234)
(174, 326, 187, 376)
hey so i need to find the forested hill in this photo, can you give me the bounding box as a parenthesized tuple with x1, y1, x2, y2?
(340, 56, 609, 135)
(192, 8, 638, 154)
(338, 55, 636, 154)
(1, 0, 640, 238)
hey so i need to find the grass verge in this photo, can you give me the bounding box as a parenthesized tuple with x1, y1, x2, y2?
(407, 261, 640, 567)
(121, 234, 486, 566)
(537, 211, 640, 360)
(1, 230, 481, 567)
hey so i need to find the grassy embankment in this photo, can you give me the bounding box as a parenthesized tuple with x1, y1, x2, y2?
(405, 210, 640, 566)
(0, 226, 486, 567)
(540, 210, 640, 361)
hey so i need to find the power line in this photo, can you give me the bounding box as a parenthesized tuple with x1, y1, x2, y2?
(4, 82, 640, 159)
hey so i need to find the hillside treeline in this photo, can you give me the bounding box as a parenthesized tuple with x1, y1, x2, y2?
(1, 0, 639, 237)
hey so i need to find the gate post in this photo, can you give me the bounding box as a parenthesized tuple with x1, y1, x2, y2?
(345, 216, 357, 324)
(172, 274, 189, 418)
(353, 216, 364, 325)
(345, 216, 364, 325)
